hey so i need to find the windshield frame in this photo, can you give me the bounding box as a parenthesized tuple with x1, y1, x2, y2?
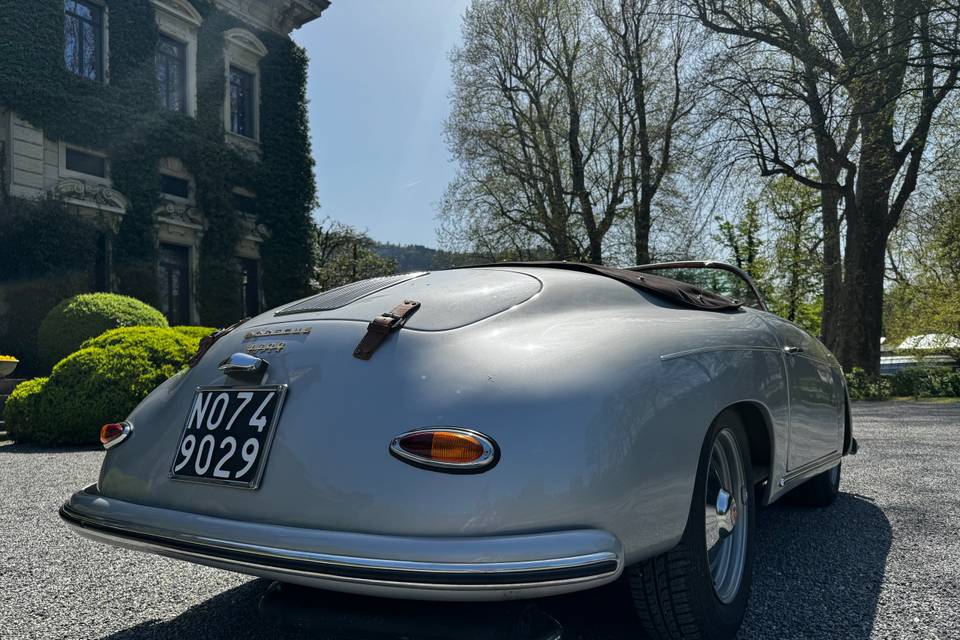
(629, 261, 768, 312)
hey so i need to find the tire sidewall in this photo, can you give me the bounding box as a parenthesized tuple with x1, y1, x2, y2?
(683, 410, 756, 637)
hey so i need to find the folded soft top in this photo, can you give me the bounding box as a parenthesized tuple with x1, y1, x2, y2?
(473, 262, 742, 312)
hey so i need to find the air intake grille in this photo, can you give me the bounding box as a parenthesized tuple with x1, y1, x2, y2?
(276, 272, 428, 315)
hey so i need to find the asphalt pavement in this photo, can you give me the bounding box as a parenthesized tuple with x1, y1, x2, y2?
(1, 401, 957, 640)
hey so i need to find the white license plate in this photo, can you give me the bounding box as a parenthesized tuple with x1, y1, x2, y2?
(169, 385, 287, 489)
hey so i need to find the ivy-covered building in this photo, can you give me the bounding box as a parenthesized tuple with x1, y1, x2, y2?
(0, 0, 327, 326)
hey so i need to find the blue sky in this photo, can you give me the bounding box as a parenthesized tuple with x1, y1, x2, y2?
(292, 1, 472, 248)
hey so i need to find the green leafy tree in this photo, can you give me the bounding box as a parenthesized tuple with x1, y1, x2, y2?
(884, 185, 960, 355)
(764, 179, 823, 335)
(312, 220, 397, 291)
(716, 179, 823, 335)
(691, 0, 960, 373)
(715, 201, 771, 304)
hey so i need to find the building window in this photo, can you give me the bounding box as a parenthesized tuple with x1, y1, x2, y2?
(229, 67, 255, 138)
(157, 35, 187, 112)
(65, 147, 107, 178)
(232, 191, 256, 215)
(160, 174, 189, 199)
(159, 244, 191, 325)
(64, 0, 104, 82)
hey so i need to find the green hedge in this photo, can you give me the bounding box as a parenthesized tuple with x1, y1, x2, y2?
(846, 366, 960, 400)
(5, 326, 204, 446)
(37, 293, 168, 372)
(846, 368, 892, 400)
(889, 367, 960, 398)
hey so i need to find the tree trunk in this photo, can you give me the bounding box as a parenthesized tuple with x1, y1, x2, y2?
(634, 191, 652, 264)
(819, 188, 843, 349)
(835, 214, 887, 374)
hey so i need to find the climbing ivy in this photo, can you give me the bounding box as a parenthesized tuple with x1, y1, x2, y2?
(0, 0, 317, 325)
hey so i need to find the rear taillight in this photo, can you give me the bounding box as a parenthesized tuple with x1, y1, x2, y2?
(100, 422, 133, 449)
(390, 428, 497, 472)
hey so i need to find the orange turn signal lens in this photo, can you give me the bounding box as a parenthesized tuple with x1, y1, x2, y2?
(391, 428, 497, 471)
(100, 422, 132, 449)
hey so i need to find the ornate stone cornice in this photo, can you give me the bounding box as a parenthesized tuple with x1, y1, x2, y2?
(55, 179, 128, 213)
(156, 200, 204, 228)
(213, 0, 329, 35)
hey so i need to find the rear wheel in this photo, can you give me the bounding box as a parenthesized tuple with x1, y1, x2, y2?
(786, 462, 840, 507)
(626, 410, 755, 640)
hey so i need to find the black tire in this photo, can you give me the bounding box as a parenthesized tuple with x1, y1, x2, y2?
(626, 410, 756, 640)
(786, 462, 840, 507)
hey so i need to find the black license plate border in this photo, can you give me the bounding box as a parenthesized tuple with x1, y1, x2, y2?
(168, 384, 288, 490)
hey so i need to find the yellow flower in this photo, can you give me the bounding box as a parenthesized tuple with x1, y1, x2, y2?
(0, 355, 18, 361)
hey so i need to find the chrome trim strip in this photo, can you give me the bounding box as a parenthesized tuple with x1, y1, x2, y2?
(389, 427, 497, 471)
(660, 345, 784, 361)
(60, 504, 621, 590)
(781, 451, 841, 486)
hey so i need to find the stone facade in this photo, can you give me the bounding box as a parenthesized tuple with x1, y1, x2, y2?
(0, 0, 328, 324)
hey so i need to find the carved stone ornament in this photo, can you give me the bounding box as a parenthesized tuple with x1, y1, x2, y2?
(157, 200, 204, 227)
(55, 179, 129, 212)
(239, 212, 270, 241)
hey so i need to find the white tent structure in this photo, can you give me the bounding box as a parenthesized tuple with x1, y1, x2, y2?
(896, 334, 960, 351)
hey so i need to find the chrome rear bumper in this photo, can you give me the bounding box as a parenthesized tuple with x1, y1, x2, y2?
(60, 487, 623, 601)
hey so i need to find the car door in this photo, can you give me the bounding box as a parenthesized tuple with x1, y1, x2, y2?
(761, 315, 842, 469)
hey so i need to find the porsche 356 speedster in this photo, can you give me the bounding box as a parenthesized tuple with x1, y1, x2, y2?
(61, 261, 856, 639)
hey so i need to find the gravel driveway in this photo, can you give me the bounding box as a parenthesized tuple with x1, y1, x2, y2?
(1, 401, 957, 640)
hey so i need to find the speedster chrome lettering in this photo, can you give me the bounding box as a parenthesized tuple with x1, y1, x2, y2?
(245, 342, 286, 354)
(244, 327, 312, 339)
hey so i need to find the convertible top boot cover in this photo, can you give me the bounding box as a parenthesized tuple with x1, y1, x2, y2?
(468, 262, 742, 311)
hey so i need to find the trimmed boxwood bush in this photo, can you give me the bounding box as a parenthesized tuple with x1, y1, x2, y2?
(2, 377, 49, 442)
(172, 326, 218, 342)
(37, 293, 168, 371)
(7, 326, 204, 446)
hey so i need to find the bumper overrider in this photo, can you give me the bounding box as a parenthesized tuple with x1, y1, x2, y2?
(60, 485, 624, 601)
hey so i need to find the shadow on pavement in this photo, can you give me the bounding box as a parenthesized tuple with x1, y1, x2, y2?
(0, 441, 101, 454)
(100, 493, 890, 640)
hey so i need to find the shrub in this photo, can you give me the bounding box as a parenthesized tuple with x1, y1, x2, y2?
(37, 293, 168, 371)
(2, 377, 49, 442)
(890, 366, 960, 398)
(0, 197, 99, 376)
(13, 327, 196, 446)
(172, 326, 218, 342)
(846, 368, 891, 400)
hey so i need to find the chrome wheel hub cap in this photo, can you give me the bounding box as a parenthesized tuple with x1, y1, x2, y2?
(704, 429, 748, 604)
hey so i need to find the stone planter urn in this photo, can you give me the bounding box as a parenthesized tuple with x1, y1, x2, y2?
(0, 357, 18, 379)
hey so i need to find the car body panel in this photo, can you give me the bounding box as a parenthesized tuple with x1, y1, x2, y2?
(65, 265, 849, 600)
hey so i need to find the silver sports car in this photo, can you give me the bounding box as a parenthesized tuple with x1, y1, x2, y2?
(61, 261, 856, 639)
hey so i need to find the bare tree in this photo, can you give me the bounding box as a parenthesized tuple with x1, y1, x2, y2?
(691, 0, 960, 373)
(441, 0, 697, 264)
(594, 0, 696, 264)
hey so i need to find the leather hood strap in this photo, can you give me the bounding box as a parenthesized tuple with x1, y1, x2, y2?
(353, 300, 421, 360)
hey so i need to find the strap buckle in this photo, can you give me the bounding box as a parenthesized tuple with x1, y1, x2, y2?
(353, 300, 421, 360)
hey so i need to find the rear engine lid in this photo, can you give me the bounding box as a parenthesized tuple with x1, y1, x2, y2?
(271, 269, 542, 331)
